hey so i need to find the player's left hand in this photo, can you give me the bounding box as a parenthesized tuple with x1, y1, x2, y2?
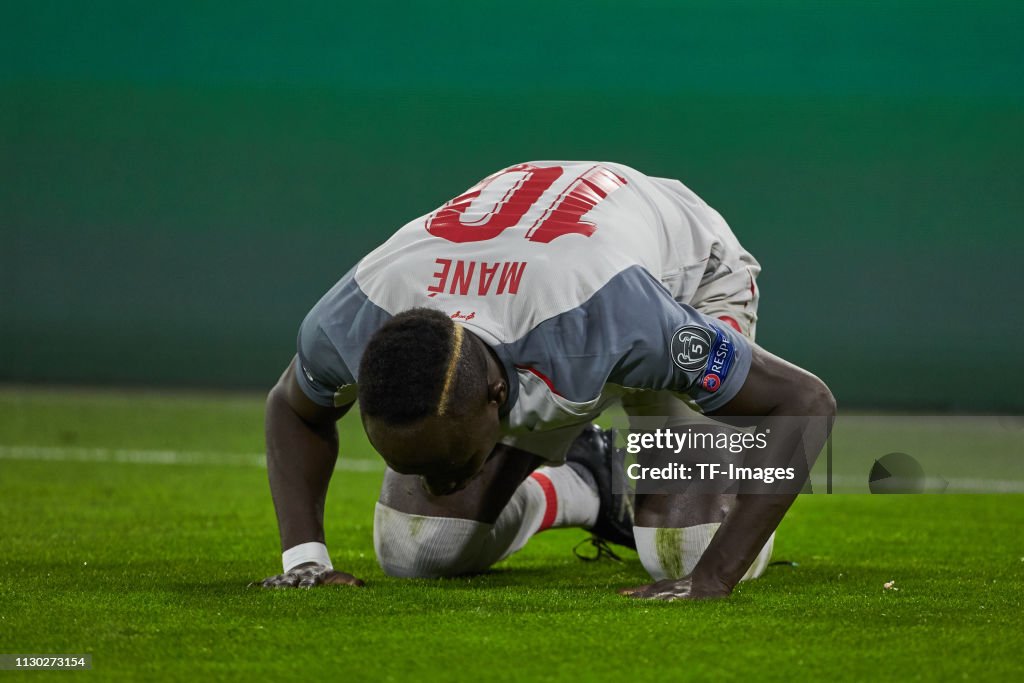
(618, 576, 730, 601)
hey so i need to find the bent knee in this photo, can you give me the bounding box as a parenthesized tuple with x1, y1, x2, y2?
(373, 503, 494, 578)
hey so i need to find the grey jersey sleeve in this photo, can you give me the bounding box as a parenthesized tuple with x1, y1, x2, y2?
(294, 315, 356, 408)
(292, 267, 390, 408)
(502, 266, 752, 413)
(605, 269, 752, 412)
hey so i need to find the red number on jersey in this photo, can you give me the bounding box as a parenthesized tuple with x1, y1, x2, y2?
(525, 166, 628, 244)
(425, 164, 626, 244)
(425, 164, 562, 243)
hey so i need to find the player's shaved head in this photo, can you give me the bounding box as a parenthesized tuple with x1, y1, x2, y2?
(358, 308, 508, 494)
(358, 308, 488, 424)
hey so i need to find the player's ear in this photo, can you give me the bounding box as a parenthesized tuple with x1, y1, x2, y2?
(487, 379, 507, 406)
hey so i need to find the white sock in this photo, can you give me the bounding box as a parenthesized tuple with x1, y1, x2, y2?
(373, 466, 599, 576)
(494, 465, 599, 561)
(634, 523, 775, 582)
(530, 465, 600, 530)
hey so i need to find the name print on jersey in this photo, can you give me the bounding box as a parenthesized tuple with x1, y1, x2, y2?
(426, 259, 527, 297)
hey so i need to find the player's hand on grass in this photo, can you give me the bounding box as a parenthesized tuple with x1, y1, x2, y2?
(256, 562, 366, 589)
(618, 575, 730, 601)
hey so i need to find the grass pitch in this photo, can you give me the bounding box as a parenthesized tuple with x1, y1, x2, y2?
(1, 388, 1022, 681)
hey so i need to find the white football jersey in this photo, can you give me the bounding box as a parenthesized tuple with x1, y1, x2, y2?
(296, 161, 758, 462)
(354, 161, 751, 344)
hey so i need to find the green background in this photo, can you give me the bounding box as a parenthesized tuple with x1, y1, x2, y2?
(3, 1, 1022, 409)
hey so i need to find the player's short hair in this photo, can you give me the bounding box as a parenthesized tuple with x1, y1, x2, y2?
(358, 308, 488, 425)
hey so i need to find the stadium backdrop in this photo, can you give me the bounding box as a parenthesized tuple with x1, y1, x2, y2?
(2, 1, 1022, 410)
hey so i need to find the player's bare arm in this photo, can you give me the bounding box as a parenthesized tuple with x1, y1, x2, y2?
(622, 344, 836, 601)
(260, 357, 364, 588)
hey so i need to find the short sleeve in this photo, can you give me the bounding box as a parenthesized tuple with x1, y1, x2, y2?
(604, 270, 753, 413)
(295, 315, 357, 408)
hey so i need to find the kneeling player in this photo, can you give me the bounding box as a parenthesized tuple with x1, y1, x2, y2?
(258, 161, 834, 599)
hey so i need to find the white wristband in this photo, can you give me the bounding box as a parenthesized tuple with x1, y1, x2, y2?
(282, 542, 334, 572)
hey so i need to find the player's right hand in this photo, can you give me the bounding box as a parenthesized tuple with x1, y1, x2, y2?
(618, 575, 730, 601)
(255, 562, 366, 589)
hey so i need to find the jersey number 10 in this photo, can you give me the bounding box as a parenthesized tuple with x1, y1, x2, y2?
(425, 164, 627, 244)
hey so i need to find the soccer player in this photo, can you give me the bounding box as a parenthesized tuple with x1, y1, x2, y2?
(259, 161, 835, 600)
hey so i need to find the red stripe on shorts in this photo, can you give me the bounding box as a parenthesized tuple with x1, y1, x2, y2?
(718, 316, 742, 334)
(530, 472, 558, 531)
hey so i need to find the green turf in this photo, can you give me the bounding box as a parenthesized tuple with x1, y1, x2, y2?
(1, 387, 1022, 681)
